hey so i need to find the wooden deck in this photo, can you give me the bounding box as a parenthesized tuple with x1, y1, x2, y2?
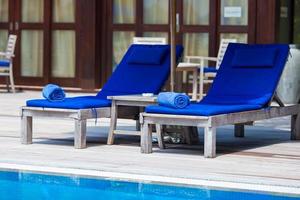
(0, 91, 300, 194)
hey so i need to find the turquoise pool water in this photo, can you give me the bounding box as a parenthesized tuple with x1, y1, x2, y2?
(0, 170, 298, 200)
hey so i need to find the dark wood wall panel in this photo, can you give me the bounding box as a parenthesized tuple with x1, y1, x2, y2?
(256, 0, 277, 44)
(96, 0, 108, 88)
(76, 0, 97, 89)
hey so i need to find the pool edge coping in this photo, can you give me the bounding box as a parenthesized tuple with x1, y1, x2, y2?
(0, 163, 299, 197)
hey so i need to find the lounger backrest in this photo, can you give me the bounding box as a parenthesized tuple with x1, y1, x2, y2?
(5, 35, 17, 59)
(97, 44, 184, 99)
(216, 39, 237, 69)
(201, 43, 290, 107)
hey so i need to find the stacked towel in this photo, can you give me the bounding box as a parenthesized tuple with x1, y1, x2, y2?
(157, 92, 190, 109)
(42, 84, 65, 102)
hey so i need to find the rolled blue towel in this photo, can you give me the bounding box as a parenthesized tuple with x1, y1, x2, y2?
(157, 92, 190, 109)
(42, 84, 65, 102)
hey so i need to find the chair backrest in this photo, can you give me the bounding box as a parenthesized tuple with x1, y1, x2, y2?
(97, 44, 184, 99)
(133, 37, 167, 45)
(5, 35, 17, 59)
(216, 39, 237, 69)
(201, 43, 290, 107)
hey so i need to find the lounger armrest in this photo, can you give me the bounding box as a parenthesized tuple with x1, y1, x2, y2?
(0, 52, 14, 58)
(185, 56, 218, 63)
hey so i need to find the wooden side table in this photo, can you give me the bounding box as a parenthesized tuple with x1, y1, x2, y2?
(177, 62, 200, 100)
(107, 95, 165, 149)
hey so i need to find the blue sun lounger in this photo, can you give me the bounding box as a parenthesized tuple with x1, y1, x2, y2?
(21, 44, 184, 148)
(140, 43, 300, 158)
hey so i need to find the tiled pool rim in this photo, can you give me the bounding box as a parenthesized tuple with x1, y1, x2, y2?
(0, 163, 299, 197)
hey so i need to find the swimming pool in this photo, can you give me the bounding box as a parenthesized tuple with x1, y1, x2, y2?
(0, 170, 298, 200)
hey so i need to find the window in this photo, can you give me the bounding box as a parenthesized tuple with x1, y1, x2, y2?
(113, 0, 136, 24)
(221, 0, 248, 26)
(51, 0, 76, 78)
(183, 0, 209, 25)
(143, 0, 168, 24)
(294, 0, 300, 43)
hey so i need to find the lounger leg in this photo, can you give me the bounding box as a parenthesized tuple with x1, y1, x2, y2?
(156, 124, 165, 149)
(107, 100, 118, 145)
(136, 120, 141, 131)
(199, 62, 204, 100)
(182, 127, 199, 144)
(21, 116, 32, 144)
(191, 127, 200, 144)
(182, 127, 192, 145)
(204, 126, 216, 158)
(74, 119, 87, 149)
(291, 114, 300, 140)
(9, 64, 16, 93)
(192, 69, 198, 100)
(5, 76, 10, 92)
(141, 123, 153, 153)
(234, 124, 245, 138)
(136, 107, 143, 131)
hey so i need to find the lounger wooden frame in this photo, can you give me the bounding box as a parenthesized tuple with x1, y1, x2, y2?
(140, 104, 300, 158)
(21, 106, 144, 148)
(21, 107, 111, 149)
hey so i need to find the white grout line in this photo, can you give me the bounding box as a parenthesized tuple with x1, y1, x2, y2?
(0, 163, 299, 197)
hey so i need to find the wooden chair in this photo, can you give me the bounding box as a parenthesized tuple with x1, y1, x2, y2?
(183, 39, 237, 100)
(0, 35, 17, 93)
(133, 37, 167, 45)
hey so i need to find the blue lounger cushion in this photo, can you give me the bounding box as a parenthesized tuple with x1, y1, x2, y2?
(146, 103, 262, 116)
(157, 92, 190, 109)
(26, 44, 184, 109)
(146, 43, 289, 117)
(201, 44, 289, 107)
(232, 48, 277, 68)
(127, 46, 168, 65)
(201, 93, 274, 106)
(97, 44, 184, 97)
(27, 96, 111, 109)
(0, 60, 10, 67)
(42, 84, 66, 102)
